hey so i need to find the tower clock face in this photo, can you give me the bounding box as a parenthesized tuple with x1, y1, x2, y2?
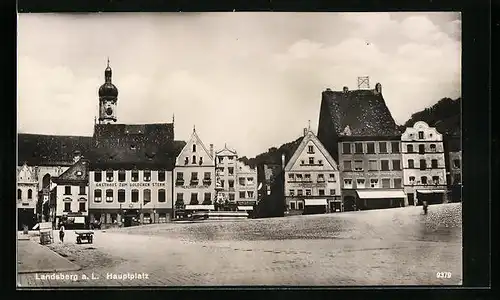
(106, 107, 113, 116)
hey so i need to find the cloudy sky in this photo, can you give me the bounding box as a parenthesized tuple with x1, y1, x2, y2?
(18, 12, 461, 157)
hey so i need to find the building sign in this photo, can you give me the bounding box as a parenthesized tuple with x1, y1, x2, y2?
(95, 182, 166, 188)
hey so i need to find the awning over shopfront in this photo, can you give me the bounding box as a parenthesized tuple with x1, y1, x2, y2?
(185, 205, 214, 210)
(74, 217, 85, 224)
(304, 199, 328, 206)
(356, 190, 406, 199)
(237, 206, 254, 211)
(417, 190, 446, 194)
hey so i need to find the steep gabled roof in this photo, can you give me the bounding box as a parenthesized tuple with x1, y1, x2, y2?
(284, 130, 338, 171)
(88, 123, 183, 170)
(18, 133, 92, 166)
(175, 129, 214, 166)
(320, 88, 400, 137)
(53, 159, 89, 185)
(215, 144, 237, 156)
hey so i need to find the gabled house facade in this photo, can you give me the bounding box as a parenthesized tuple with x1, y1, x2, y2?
(17, 163, 39, 230)
(284, 128, 341, 215)
(401, 121, 448, 205)
(174, 128, 216, 215)
(52, 158, 90, 228)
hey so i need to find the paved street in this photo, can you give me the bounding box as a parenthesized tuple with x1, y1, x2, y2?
(17, 203, 462, 287)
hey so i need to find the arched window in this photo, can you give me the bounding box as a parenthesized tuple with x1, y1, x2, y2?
(28, 189, 32, 199)
(193, 144, 197, 152)
(421, 176, 428, 185)
(192, 155, 196, 164)
(17, 189, 22, 200)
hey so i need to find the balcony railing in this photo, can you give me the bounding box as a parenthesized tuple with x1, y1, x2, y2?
(175, 179, 184, 186)
(203, 179, 212, 185)
(190, 179, 199, 186)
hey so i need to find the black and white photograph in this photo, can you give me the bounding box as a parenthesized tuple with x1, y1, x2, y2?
(16, 12, 462, 287)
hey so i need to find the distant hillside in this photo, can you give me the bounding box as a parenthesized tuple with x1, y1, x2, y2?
(238, 136, 304, 168)
(245, 97, 460, 164)
(400, 97, 461, 136)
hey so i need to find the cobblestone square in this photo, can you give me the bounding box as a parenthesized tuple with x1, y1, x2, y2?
(17, 203, 462, 287)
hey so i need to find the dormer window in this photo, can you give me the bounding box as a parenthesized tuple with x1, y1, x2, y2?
(76, 171, 83, 177)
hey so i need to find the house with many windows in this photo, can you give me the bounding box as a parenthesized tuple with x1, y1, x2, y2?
(235, 161, 258, 211)
(174, 127, 216, 215)
(401, 121, 448, 205)
(53, 158, 90, 228)
(338, 136, 405, 210)
(284, 128, 341, 215)
(88, 123, 184, 227)
(318, 82, 407, 211)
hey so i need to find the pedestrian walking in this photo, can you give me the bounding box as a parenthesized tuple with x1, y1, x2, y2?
(59, 225, 65, 243)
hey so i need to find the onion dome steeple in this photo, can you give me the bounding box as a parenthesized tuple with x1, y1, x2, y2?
(98, 58, 118, 98)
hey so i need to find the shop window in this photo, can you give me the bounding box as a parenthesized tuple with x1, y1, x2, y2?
(298, 202, 304, 210)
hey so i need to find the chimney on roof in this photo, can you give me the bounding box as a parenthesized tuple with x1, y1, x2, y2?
(374, 83, 382, 95)
(73, 150, 82, 163)
(343, 86, 349, 93)
(209, 144, 214, 158)
(303, 128, 308, 136)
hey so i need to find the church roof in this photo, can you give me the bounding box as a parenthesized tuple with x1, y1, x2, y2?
(88, 123, 185, 170)
(52, 159, 90, 185)
(319, 88, 401, 137)
(17, 133, 92, 166)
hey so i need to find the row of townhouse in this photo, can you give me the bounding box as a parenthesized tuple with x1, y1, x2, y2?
(283, 121, 461, 214)
(16, 62, 257, 229)
(283, 83, 461, 215)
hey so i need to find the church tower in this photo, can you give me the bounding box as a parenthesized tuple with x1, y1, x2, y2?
(98, 58, 118, 124)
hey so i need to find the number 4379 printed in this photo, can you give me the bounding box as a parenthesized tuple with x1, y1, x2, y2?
(436, 272, 452, 279)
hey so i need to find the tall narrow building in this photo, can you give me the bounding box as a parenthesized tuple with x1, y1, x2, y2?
(98, 59, 118, 124)
(173, 127, 216, 215)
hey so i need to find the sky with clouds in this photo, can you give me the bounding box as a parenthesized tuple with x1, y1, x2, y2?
(17, 12, 461, 158)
